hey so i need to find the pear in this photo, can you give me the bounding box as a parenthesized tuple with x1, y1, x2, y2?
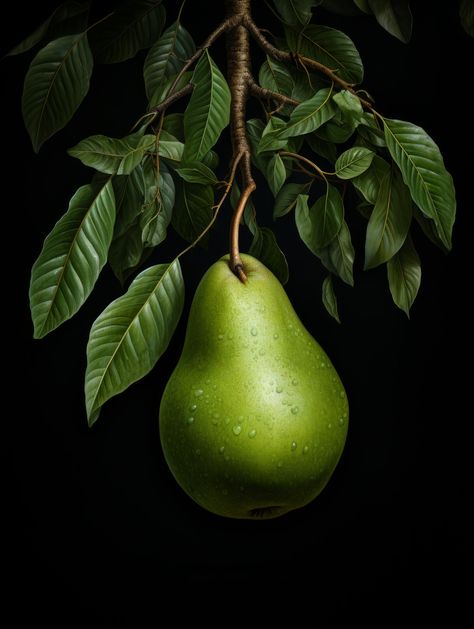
(159, 254, 348, 519)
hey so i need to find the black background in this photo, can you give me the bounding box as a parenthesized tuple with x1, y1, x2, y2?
(4, 1, 472, 624)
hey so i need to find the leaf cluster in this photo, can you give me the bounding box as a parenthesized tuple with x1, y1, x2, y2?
(7, 0, 458, 423)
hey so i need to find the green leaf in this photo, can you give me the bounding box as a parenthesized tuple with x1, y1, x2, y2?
(357, 113, 386, 147)
(352, 154, 390, 204)
(291, 68, 326, 102)
(112, 170, 143, 236)
(316, 116, 356, 144)
(172, 180, 214, 244)
(413, 205, 448, 253)
(278, 87, 336, 138)
(273, 182, 312, 219)
(259, 56, 294, 97)
(318, 219, 355, 285)
(183, 50, 231, 161)
(249, 227, 290, 285)
(335, 147, 374, 179)
(162, 113, 184, 141)
(85, 259, 184, 424)
(257, 117, 289, 154)
(156, 129, 184, 162)
(286, 24, 363, 83)
(30, 179, 115, 338)
(174, 162, 218, 185)
(22, 33, 93, 152)
(272, 0, 320, 26)
(143, 20, 195, 102)
(387, 234, 421, 317)
(322, 275, 340, 322)
(364, 165, 412, 269)
(147, 70, 192, 109)
(89, 0, 166, 64)
(68, 133, 155, 175)
(460, 0, 474, 37)
(140, 161, 175, 247)
(109, 225, 146, 284)
(367, 0, 412, 43)
(306, 134, 337, 163)
(353, 0, 372, 13)
(383, 117, 456, 249)
(265, 154, 287, 197)
(6, 1, 90, 56)
(333, 90, 363, 127)
(296, 183, 344, 251)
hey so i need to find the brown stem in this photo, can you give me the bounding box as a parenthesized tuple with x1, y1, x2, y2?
(244, 16, 373, 109)
(149, 83, 193, 114)
(248, 78, 300, 107)
(226, 0, 256, 282)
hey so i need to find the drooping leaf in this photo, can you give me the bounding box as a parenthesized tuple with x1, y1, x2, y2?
(318, 219, 355, 285)
(85, 259, 184, 425)
(183, 50, 231, 161)
(291, 68, 327, 102)
(335, 147, 374, 179)
(162, 113, 185, 141)
(357, 113, 387, 148)
(352, 154, 390, 204)
(174, 162, 218, 185)
(68, 133, 155, 174)
(257, 117, 289, 154)
(108, 224, 147, 284)
(272, 0, 320, 26)
(112, 170, 143, 236)
(30, 180, 115, 338)
(258, 56, 294, 98)
(296, 183, 344, 251)
(140, 161, 175, 247)
(172, 179, 214, 245)
(22, 33, 93, 152)
(144, 21, 195, 102)
(273, 182, 312, 219)
(6, 1, 90, 56)
(265, 154, 287, 197)
(89, 0, 166, 64)
(322, 275, 340, 322)
(460, 0, 474, 37)
(316, 115, 357, 144)
(383, 117, 456, 249)
(156, 129, 185, 162)
(278, 87, 336, 138)
(249, 227, 289, 285)
(367, 0, 412, 43)
(364, 165, 412, 269)
(286, 24, 364, 83)
(413, 205, 448, 253)
(387, 234, 421, 316)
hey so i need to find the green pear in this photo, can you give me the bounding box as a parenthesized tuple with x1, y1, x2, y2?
(159, 254, 348, 519)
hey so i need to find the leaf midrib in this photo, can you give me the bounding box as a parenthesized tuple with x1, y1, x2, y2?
(96, 2, 161, 56)
(285, 86, 332, 135)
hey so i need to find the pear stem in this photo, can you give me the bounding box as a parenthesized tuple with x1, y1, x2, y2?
(229, 181, 256, 282)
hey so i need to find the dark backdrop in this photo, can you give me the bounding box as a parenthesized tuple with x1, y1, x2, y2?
(4, 2, 472, 625)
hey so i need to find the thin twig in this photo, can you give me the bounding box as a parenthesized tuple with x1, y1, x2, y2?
(279, 151, 329, 179)
(248, 79, 300, 107)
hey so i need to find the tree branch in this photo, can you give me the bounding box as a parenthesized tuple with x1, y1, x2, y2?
(244, 16, 373, 109)
(248, 78, 300, 107)
(149, 83, 193, 114)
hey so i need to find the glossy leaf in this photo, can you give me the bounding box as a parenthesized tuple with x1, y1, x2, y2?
(183, 50, 231, 161)
(413, 205, 448, 253)
(257, 117, 289, 154)
(364, 165, 412, 269)
(357, 114, 386, 148)
(272, 0, 320, 26)
(156, 130, 185, 162)
(333, 90, 363, 127)
(85, 259, 184, 424)
(352, 154, 390, 204)
(30, 180, 115, 338)
(140, 161, 175, 247)
(148, 70, 192, 109)
(335, 147, 374, 179)
(278, 87, 336, 138)
(306, 134, 337, 163)
(144, 21, 195, 102)
(273, 182, 312, 219)
(112, 170, 143, 236)
(296, 184, 344, 251)
(318, 219, 355, 285)
(172, 180, 214, 245)
(174, 162, 218, 185)
(68, 133, 155, 174)
(162, 113, 184, 141)
(89, 0, 166, 64)
(383, 118, 456, 249)
(22, 33, 93, 152)
(387, 234, 421, 316)
(109, 224, 146, 284)
(322, 275, 340, 322)
(367, 0, 412, 43)
(249, 227, 289, 285)
(6, 1, 90, 56)
(286, 24, 363, 83)
(259, 56, 294, 97)
(265, 154, 287, 197)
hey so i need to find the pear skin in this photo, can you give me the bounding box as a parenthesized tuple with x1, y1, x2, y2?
(159, 254, 348, 519)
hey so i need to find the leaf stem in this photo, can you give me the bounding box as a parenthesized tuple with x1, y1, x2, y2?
(279, 150, 329, 179)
